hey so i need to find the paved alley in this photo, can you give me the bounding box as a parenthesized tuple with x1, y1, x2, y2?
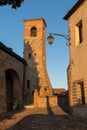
(0, 106, 87, 130)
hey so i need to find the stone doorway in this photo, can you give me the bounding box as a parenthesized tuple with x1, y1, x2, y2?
(5, 69, 21, 111)
(6, 70, 13, 111)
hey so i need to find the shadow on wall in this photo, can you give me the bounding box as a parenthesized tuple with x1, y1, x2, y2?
(55, 90, 69, 113)
(24, 40, 40, 104)
(70, 101, 87, 118)
(46, 96, 54, 115)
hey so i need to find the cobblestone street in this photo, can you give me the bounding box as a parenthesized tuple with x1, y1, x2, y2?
(0, 105, 87, 130)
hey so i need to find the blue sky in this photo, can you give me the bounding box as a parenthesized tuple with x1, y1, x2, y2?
(0, 0, 77, 89)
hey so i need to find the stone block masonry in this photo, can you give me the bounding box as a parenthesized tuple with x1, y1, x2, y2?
(23, 18, 54, 104)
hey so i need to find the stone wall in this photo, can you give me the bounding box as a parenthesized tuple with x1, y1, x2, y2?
(0, 47, 25, 114)
(23, 18, 53, 104)
(71, 106, 87, 118)
(34, 90, 58, 108)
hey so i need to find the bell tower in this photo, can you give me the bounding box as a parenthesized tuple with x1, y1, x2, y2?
(24, 18, 53, 103)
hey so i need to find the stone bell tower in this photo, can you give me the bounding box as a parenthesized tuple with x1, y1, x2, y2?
(24, 18, 53, 103)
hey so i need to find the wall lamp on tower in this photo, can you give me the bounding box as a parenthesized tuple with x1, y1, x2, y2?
(47, 33, 70, 46)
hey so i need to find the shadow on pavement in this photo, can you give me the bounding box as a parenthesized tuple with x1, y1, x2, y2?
(5, 97, 78, 130)
(0, 108, 25, 121)
(6, 114, 70, 130)
(1, 97, 87, 130)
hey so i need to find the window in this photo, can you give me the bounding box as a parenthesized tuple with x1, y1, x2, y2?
(80, 82, 85, 104)
(75, 20, 83, 45)
(77, 82, 85, 105)
(79, 22, 83, 43)
(34, 53, 36, 58)
(72, 80, 85, 105)
(30, 27, 37, 37)
(27, 80, 30, 89)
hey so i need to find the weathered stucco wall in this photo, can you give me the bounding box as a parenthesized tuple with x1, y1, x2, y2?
(67, 0, 87, 117)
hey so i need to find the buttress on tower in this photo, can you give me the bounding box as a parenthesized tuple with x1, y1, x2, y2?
(24, 18, 53, 103)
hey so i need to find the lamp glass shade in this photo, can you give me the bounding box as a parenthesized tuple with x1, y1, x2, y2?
(47, 34, 54, 45)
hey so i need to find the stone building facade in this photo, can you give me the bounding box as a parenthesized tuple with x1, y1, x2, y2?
(64, 0, 87, 117)
(23, 18, 53, 104)
(0, 42, 26, 114)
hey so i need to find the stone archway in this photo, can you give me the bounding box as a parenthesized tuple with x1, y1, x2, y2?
(5, 69, 21, 111)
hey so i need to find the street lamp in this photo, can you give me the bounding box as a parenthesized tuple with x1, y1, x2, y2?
(47, 33, 70, 46)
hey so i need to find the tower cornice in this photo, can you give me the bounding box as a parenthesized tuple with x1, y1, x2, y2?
(23, 18, 47, 27)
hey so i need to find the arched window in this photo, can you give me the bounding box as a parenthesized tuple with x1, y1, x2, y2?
(30, 27, 37, 37)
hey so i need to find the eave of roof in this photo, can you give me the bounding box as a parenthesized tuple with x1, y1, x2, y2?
(24, 18, 47, 27)
(0, 41, 27, 65)
(64, 0, 84, 20)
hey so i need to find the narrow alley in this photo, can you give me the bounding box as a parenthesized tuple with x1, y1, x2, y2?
(0, 105, 87, 130)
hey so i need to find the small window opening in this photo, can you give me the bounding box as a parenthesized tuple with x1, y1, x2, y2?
(75, 20, 83, 45)
(45, 88, 47, 91)
(34, 53, 36, 58)
(77, 82, 85, 105)
(80, 82, 85, 104)
(32, 91, 34, 95)
(79, 23, 83, 43)
(27, 80, 30, 89)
